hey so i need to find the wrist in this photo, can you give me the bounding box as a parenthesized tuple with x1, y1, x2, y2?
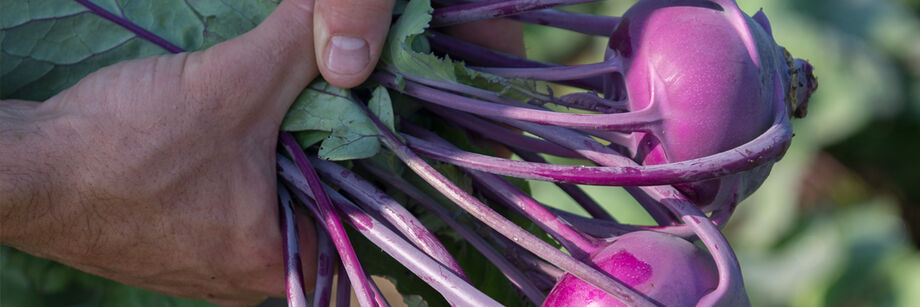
(0, 100, 70, 244)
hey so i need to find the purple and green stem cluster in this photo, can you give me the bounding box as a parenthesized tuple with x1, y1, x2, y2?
(76, 0, 817, 306)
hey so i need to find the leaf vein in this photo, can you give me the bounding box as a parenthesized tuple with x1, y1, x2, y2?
(0, 11, 91, 31)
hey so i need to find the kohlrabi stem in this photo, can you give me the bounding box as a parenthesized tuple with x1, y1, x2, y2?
(623, 186, 681, 226)
(506, 9, 620, 36)
(375, 73, 661, 131)
(335, 260, 351, 307)
(432, 1, 619, 36)
(309, 157, 469, 282)
(426, 31, 542, 67)
(543, 206, 641, 237)
(470, 169, 599, 257)
(528, 271, 558, 291)
(496, 116, 684, 227)
(424, 106, 581, 158)
(402, 122, 599, 257)
(389, 68, 620, 115)
(431, 0, 600, 27)
(312, 221, 336, 307)
(556, 92, 629, 113)
(380, 67, 552, 110)
(279, 158, 501, 306)
(74, 0, 184, 53)
(278, 185, 308, 307)
(473, 56, 622, 81)
(358, 161, 546, 305)
(543, 205, 702, 239)
(279, 134, 379, 307)
(649, 186, 749, 307)
(366, 275, 390, 307)
(353, 99, 656, 307)
(425, 32, 604, 90)
(512, 149, 616, 221)
(401, 116, 792, 186)
(486, 231, 565, 281)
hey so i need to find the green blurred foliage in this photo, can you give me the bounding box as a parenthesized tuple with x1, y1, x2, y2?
(0, 247, 211, 306)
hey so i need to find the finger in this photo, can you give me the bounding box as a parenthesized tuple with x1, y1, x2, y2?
(447, 19, 526, 57)
(184, 0, 319, 121)
(314, 0, 396, 88)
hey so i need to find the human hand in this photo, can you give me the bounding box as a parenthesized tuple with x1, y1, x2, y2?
(0, 0, 393, 304)
(0, 0, 523, 305)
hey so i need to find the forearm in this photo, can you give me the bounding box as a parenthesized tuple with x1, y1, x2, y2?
(0, 100, 65, 244)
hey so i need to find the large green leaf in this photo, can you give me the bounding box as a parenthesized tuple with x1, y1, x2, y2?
(0, 0, 280, 100)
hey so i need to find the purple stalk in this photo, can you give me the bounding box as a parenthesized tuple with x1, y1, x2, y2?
(74, 0, 184, 53)
(366, 275, 391, 307)
(353, 100, 656, 306)
(528, 271, 558, 291)
(544, 207, 638, 237)
(278, 185, 308, 307)
(624, 186, 680, 226)
(425, 32, 604, 90)
(433, 0, 621, 35)
(375, 73, 661, 131)
(469, 169, 599, 257)
(309, 157, 469, 282)
(286, 186, 391, 307)
(649, 186, 748, 306)
(579, 129, 636, 155)
(393, 68, 621, 114)
(424, 106, 580, 158)
(431, 0, 600, 27)
(312, 222, 336, 307)
(487, 231, 564, 281)
(358, 162, 546, 305)
(402, 123, 599, 257)
(426, 32, 543, 68)
(495, 116, 679, 224)
(555, 92, 629, 113)
(396, 71, 623, 117)
(401, 116, 791, 186)
(335, 260, 351, 307)
(279, 133, 379, 307)
(512, 149, 616, 221)
(279, 157, 502, 306)
(473, 57, 622, 81)
(496, 117, 691, 228)
(543, 206, 698, 238)
(506, 9, 620, 36)
(380, 67, 553, 112)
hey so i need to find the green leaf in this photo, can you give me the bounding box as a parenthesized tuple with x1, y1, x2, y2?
(317, 124, 380, 161)
(282, 81, 383, 161)
(281, 81, 354, 131)
(380, 0, 543, 102)
(1, 0, 279, 101)
(293, 130, 331, 149)
(369, 86, 396, 133)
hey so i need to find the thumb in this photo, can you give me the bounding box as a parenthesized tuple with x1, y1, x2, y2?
(314, 0, 396, 88)
(185, 0, 319, 122)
